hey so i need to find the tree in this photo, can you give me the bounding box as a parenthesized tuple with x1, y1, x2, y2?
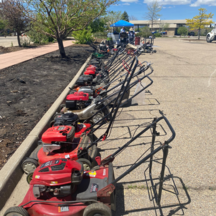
(129, 15, 137, 21)
(0, 0, 30, 47)
(145, 1, 161, 31)
(137, 26, 152, 38)
(177, 26, 188, 36)
(159, 23, 169, 36)
(104, 11, 122, 27)
(121, 11, 129, 22)
(0, 19, 6, 34)
(90, 18, 106, 33)
(23, 0, 117, 58)
(186, 8, 214, 40)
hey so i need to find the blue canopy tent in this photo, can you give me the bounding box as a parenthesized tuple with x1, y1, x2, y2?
(108, 20, 134, 45)
(110, 20, 134, 27)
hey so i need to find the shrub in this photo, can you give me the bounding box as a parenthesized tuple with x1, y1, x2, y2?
(73, 27, 94, 44)
(93, 32, 107, 38)
(20, 35, 30, 47)
(177, 27, 188, 36)
(154, 33, 161, 37)
(27, 29, 54, 44)
(135, 27, 152, 38)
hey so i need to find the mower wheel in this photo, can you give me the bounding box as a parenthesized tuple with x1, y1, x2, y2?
(30, 144, 42, 160)
(26, 171, 34, 184)
(67, 126, 76, 139)
(77, 158, 91, 171)
(83, 203, 111, 216)
(58, 104, 66, 112)
(91, 112, 105, 124)
(21, 158, 38, 174)
(4, 206, 29, 216)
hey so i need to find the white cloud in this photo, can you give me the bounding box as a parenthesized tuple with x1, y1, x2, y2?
(123, 3, 130, 5)
(143, 0, 191, 5)
(121, 0, 138, 2)
(190, 0, 216, 7)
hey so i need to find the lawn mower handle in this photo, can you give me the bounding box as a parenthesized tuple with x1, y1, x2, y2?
(88, 74, 154, 137)
(77, 57, 138, 158)
(159, 110, 176, 145)
(84, 65, 154, 134)
(101, 113, 176, 167)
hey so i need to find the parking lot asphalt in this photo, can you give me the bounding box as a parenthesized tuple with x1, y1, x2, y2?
(1, 38, 216, 216)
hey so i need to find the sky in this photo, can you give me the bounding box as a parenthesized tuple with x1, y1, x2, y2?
(109, 0, 216, 22)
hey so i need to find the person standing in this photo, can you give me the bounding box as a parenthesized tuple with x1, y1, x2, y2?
(120, 27, 125, 33)
(128, 27, 135, 44)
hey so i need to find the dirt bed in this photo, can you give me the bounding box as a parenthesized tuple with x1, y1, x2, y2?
(0, 44, 93, 169)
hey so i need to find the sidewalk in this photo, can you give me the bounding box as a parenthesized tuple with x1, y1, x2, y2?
(0, 40, 74, 70)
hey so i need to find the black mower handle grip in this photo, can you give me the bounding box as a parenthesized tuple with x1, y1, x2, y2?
(158, 110, 176, 145)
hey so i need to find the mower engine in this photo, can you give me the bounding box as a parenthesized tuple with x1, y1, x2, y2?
(31, 159, 83, 199)
(75, 75, 93, 87)
(53, 113, 79, 127)
(42, 125, 75, 153)
(65, 92, 92, 110)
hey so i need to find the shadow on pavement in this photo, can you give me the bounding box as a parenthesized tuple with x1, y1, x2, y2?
(113, 176, 191, 216)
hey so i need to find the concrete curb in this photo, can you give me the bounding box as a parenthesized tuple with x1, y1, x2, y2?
(0, 54, 92, 210)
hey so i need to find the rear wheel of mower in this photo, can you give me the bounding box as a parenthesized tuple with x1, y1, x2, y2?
(77, 158, 91, 171)
(58, 104, 66, 113)
(91, 112, 105, 124)
(26, 171, 34, 184)
(67, 126, 76, 139)
(4, 206, 29, 216)
(21, 158, 38, 174)
(83, 203, 112, 216)
(80, 134, 98, 168)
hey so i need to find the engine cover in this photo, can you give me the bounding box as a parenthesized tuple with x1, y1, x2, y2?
(87, 65, 97, 70)
(31, 159, 84, 187)
(84, 70, 96, 76)
(66, 92, 89, 101)
(53, 113, 79, 127)
(42, 126, 75, 144)
(86, 66, 96, 72)
(66, 92, 91, 110)
(75, 75, 93, 86)
(78, 86, 94, 96)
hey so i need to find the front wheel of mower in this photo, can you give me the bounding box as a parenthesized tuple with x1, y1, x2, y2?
(26, 171, 34, 184)
(77, 158, 91, 171)
(21, 158, 38, 174)
(83, 203, 112, 216)
(4, 206, 29, 216)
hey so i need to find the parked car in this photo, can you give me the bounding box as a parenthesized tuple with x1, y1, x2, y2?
(188, 32, 195, 36)
(160, 31, 167, 35)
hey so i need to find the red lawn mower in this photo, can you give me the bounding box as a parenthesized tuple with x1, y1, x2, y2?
(20, 57, 141, 175)
(21, 121, 99, 177)
(4, 111, 176, 216)
(59, 58, 154, 125)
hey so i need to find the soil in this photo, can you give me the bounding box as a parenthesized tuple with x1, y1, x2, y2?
(0, 46, 25, 54)
(0, 44, 93, 169)
(0, 45, 38, 54)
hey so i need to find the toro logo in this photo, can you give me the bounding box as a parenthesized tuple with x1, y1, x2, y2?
(90, 183, 98, 193)
(58, 206, 69, 212)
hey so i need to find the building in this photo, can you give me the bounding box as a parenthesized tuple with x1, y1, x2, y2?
(130, 20, 188, 36)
